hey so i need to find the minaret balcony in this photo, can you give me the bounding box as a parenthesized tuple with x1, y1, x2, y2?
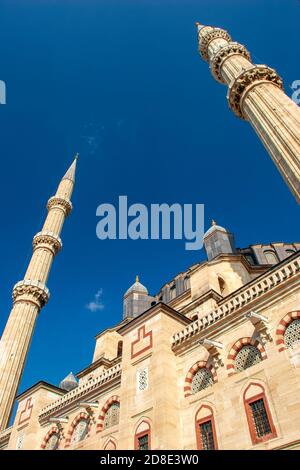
(12, 279, 50, 308)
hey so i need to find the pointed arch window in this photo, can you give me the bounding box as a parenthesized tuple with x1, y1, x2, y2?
(45, 433, 59, 450)
(71, 418, 89, 444)
(244, 383, 277, 444)
(103, 402, 120, 429)
(195, 405, 218, 450)
(134, 421, 151, 450)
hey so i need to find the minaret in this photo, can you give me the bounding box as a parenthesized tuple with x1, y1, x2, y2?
(0, 155, 78, 431)
(195, 22, 300, 203)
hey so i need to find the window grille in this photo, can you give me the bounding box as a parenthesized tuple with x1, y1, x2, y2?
(199, 420, 215, 450)
(284, 319, 300, 348)
(103, 403, 120, 429)
(249, 398, 272, 438)
(71, 418, 89, 444)
(45, 433, 59, 450)
(191, 368, 213, 394)
(138, 433, 149, 450)
(235, 345, 262, 372)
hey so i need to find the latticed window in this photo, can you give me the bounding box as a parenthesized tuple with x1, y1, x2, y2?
(45, 433, 59, 450)
(71, 418, 89, 444)
(249, 399, 272, 438)
(235, 345, 262, 372)
(138, 433, 149, 450)
(199, 420, 215, 450)
(284, 319, 300, 348)
(103, 403, 120, 429)
(191, 368, 213, 394)
(137, 368, 148, 392)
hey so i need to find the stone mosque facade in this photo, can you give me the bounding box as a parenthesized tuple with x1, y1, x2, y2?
(0, 22, 300, 451)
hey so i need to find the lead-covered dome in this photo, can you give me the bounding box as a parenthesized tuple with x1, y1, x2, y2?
(124, 275, 148, 296)
(59, 371, 78, 391)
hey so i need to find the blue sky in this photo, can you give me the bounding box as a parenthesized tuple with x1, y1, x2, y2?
(0, 0, 299, 412)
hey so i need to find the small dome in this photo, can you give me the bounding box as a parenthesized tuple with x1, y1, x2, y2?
(124, 275, 148, 296)
(204, 220, 227, 238)
(59, 372, 78, 392)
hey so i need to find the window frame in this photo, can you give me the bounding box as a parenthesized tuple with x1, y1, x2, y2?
(135, 430, 151, 450)
(244, 391, 277, 444)
(195, 408, 218, 450)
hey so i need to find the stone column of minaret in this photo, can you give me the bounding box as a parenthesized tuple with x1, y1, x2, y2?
(195, 22, 300, 203)
(0, 155, 78, 431)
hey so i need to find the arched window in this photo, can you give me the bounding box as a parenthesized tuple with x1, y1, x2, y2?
(286, 249, 295, 256)
(195, 405, 218, 450)
(191, 368, 214, 394)
(284, 319, 300, 348)
(41, 428, 60, 450)
(244, 383, 277, 444)
(264, 250, 278, 265)
(117, 341, 123, 357)
(183, 276, 190, 290)
(218, 277, 226, 295)
(71, 418, 89, 444)
(235, 345, 262, 372)
(103, 402, 120, 429)
(45, 433, 59, 450)
(134, 420, 151, 450)
(169, 285, 176, 300)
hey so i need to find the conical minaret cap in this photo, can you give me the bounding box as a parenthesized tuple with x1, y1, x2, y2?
(59, 371, 78, 391)
(62, 153, 78, 183)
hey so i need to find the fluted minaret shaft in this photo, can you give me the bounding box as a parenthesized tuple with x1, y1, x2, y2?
(196, 23, 300, 203)
(0, 156, 77, 431)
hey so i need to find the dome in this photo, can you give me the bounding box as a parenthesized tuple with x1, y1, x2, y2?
(124, 275, 148, 296)
(59, 372, 78, 392)
(204, 220, 227, 238)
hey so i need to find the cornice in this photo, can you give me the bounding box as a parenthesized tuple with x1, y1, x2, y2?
(117, 302, 190, 335)
(172, 252, 300, 351)
(38, 364, 121, 424)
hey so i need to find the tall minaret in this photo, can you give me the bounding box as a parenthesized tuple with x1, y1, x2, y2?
(0, 155, 78, 431)
(195, 22, 300, 203)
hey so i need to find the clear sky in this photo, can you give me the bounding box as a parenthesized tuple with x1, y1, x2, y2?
(0, 0, 299, 409)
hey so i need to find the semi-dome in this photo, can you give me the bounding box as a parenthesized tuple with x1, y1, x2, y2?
(124, 275, 148, 296)
(59, 371, 78, 392)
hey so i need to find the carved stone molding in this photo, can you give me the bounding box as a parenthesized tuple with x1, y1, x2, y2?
(47, 196, 72, 216)
(12, 279, 50, 308)
(199, 28, 231, 62)
(227, 65, 283, 118)
(33, 231, 62, 255)
(210, 42, 251, 83)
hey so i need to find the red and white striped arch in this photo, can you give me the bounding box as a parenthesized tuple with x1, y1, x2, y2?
(184, 360, 217, 398)
(226, 337, 267, 376)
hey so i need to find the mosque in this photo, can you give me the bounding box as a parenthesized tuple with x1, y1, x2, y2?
(0, 21, 300, 450)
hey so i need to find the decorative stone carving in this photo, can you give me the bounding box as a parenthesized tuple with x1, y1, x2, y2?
(227, 65, 283, 118)
(47, 196, 72, 216)
(12, 280, 50, 308)
(210, 42, 251, 83)
(199, 28, 231, 62)
(33, 231, 62, 255)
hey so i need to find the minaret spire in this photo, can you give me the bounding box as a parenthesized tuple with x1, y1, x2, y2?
(195, 22, 300, 203)
(0, 156, 77, 430)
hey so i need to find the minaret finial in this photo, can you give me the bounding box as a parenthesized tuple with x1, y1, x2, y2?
(212, 219, 217, 226)
(62, 155, 78, 183)
(136, 275, 139, 283)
